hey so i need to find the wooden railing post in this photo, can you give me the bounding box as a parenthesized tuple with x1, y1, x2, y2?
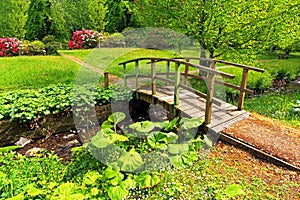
(135, 60, 139, 90)
(174, 62, 180, 106)
(238, 68, 249, 110)
(184, 58, 190, 85)
(166, 60, 170, 79)
(104, 72, 109, 90)
(204, 61, 216, 126)
(123, 64, 127, 86)
(151, 59, 156, 95)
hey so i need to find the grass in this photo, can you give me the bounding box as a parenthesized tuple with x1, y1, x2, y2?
(244, 90, 300, 127)
(60, 48, 182, 77)
(0, 56, 79, 92)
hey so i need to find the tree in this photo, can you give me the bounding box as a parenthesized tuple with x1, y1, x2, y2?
(134, 0, 300, 60)
(105, 0, 136, 33)
(25, 0, 68, 42)
(88, 0, 107, 32)
(9, 0, 30, 39)
(0, 0, 13, 37)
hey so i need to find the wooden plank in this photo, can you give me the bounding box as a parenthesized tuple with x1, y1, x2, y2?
(238, 68, 249, 110)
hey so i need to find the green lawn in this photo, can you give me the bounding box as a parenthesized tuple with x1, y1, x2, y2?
(245, 91, 300, 127)
(60, 48, 185, 77)
(0, 56, 79, 91)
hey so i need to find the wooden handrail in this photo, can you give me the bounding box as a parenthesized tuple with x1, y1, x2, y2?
(119, 57, 235, 79)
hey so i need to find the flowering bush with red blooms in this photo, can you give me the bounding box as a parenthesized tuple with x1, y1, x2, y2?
(68, 30, 102, 50)
(0, 38, 21, 57)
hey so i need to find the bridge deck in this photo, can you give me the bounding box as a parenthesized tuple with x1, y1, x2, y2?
(136, 86, 250, 133)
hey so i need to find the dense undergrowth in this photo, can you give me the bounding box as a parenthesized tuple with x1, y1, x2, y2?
(0, 84, 131, 122)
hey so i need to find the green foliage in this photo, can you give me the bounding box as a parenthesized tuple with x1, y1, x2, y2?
(87, 112, 205, 174)
(88, 0, 107, 32)
(135, 0, 300, 58)
(42, 35, 60, 55)
(105, 0, 136, 33)
(0, 84, 131, 122)
(0, 146, 20, 153)
(25, 0, 68, 42)
(245, 91, 300, 127)
(8, 0, 30, 39)
(20, 40, 46, 56)
(255, 56, 300, 82)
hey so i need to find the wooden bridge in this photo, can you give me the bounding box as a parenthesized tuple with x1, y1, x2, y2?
(108, 57, 264, 133)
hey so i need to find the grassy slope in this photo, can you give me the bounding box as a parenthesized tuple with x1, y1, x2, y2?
(0, 56, 79, 91)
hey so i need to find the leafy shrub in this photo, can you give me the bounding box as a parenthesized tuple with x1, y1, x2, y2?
(101, 33, 126, 47)
(0, 84, 132, 122)
(257, 59, 300, 82)
(20, 40, 46, 56)
(0, 38, 21, 57)
(42, 35, 60, 55)
(68, 30, 102, 50)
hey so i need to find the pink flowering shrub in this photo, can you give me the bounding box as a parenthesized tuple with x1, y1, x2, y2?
(0, 38, 21, 57)
(68, 30, 101, 49)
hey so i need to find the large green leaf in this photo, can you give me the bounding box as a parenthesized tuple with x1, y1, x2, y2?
(107, 184, 129, 200)
(163, 117, 179, 131)
(50, 182, 84, 200)
(225, 184, 244, 197)
(110, 134, 129, 143)
(135, 172, 161, 189)
(91, 133, 111, 148)
(108, 112, 126, 125)
(180, 117, 202, 130)
(170, 151, 198, 167)
(26, 184, 45, 197)
(0, 146, 20, 153)
(129, 120, 156, 132)
(102, 167, 123, 183)
(118, 148, 144, 172)
(168, 143, 189, 155)
(83, 171, 102, 185)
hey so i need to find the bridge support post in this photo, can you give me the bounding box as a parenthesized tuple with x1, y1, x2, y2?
(123, 64, 127, 86)
(135, 61, 139, 97)
(104, 72, 109, 90)
(151, 59, 156, 95)
(238, 68, 249, 110)
(204, 61, 216, 126)
(174, 62, 180, 107)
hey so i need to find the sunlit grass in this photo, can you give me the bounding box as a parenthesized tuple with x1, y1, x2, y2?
(0, 56, 80, 91)
(245, 91, 300, 127)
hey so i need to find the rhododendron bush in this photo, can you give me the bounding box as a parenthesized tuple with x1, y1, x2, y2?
(0, 38, 21, 57)
(68, 30, 101, 49)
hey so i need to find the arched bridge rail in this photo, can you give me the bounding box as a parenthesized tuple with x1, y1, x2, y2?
(106, 57, 265, 129)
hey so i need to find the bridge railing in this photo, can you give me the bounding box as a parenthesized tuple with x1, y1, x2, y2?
(174, 57, 265, 110)
(118, 57, 239, 125)
(117, 57, 264, 126)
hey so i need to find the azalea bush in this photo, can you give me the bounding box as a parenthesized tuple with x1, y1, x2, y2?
(0, 38, 21, 57)
(68, 30, 102, 50)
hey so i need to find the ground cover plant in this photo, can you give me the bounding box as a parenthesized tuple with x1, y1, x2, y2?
(0, 84, 131, 122)
(0, 56, 79, 92)
(0, 113, 214, 200)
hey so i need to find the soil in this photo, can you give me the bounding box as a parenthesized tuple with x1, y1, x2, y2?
(223, 112, 300, 168)
(16, 130, 82, 163)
